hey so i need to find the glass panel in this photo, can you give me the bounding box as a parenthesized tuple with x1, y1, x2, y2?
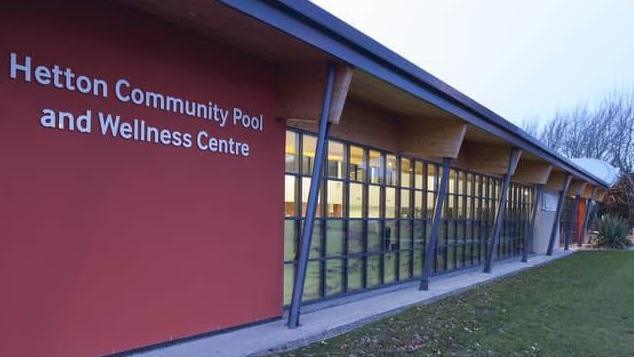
(448, 221, 456, 245)
(401, 158, 412, 188)
(349, 145, 365, 182)
(301, 135, 317, 176)
(309, 221, 322, 259)
(457, 245, 464, 268)
(400, 251, 412, 280)
(401, 189, 411, 218)
(414, 221, 425, 252)
(413, 248, 423, 277)
(436, 247, 446, 273)
(427, 192, 435, 219)
(447, 245, 456, 270)
(438, 222, 447, 247)
(465, 221, 473, 244)
(466, 196, 473, 219)
(327, 180, 344, 217)
(326, 259, 344, 296)
(385, 187, 396, 219)
(400, 220, 413, 249)
(427, 164, 436, 191)
(457, 221, 465, 244)
(285, 130, 298, 173)
(384, 253, 397, 283)
(458, 195, 465, 219)
(414, 161, 425, 189)
(347, 258, 363, 291)
(367, 220, 382, 253)
(348, 220, 364, 254)
(458, 171, 465, 195)
(283, 263, 295, 305)
(384, 220, 398, 252)
(284, 220, 296, 261)
(448, 194, 455, 219)
(326, 220, 344, 257)
(284, 175, 296, 217)
(301, 177, 321, 217)
(414, 190, 423, 219)
(349, 183, 364, 218)
(368, 185, 381, 218)
(327, 141, 345, 179)
(367, 255, 381, 287)
(386, 154, 398, 186)
(467, 173, 473, 196)
(480, 239, 487, 262)
(448, 169, 457, 194)
(303, 261, 321, 301)
(369, 150, 383, 184)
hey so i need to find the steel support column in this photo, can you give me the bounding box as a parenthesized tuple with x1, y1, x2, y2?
(565, 194, 580, 250)
(483, 147, 521, 273)
(546, 174, 572, 256)
(288, 64, 336, 329)
(419, 157, 451, 291)
(523, 184, 543, 263)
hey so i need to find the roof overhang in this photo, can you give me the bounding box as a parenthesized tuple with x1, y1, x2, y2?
(215, 0, 610, 188)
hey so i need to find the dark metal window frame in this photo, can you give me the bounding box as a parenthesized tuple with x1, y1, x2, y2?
(284, 128, 533, 305)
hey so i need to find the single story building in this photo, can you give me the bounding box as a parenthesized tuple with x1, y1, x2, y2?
(0, 1, 610, 356)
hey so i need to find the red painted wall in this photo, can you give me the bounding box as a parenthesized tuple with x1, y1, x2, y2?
(0, 1, 284, 356)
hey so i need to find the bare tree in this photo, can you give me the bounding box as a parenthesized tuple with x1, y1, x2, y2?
(522, 88, 634, 173)
(520, 117, 539, 137)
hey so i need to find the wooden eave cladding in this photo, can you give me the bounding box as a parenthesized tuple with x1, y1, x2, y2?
(581, 185, 595, 199)
(399, 117, 467, 159)
(545, 171, 569, 191)
(594, 188, 607, 201)
(512, 160, 553, 185)
(568, 180, 588, 196)
(276, 64, 352, 124)
(457, 142, 522, 176)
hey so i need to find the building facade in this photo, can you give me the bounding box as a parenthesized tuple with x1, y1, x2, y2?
(0, 1, 609, 356)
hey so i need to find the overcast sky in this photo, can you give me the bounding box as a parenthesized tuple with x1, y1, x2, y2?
(311, 0, 634, 126)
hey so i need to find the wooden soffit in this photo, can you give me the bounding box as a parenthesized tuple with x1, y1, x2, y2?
(581, 185, 595, 199)
(457, 142, 522, 175)
(399, 117, 467, 159)
(512, 160, 553, 185)
(568, 180, 588, 196)
(277, 63, 353, 124)
(545, 171, 570, 191)
(594, 188, 607, 201)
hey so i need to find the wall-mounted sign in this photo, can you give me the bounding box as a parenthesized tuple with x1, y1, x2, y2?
(8, 52, 265, 157)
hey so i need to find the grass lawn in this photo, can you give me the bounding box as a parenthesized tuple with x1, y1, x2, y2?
(277, 251, 634, 356)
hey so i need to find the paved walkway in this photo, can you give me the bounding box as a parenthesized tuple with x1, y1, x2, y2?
(134, 251, 572, 357)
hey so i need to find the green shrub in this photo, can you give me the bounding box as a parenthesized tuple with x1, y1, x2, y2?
(596, 214, 631, 249)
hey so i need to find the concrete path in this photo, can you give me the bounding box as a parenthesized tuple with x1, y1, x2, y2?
(134, 251, 572, 357)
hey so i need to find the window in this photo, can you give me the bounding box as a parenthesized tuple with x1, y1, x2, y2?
(283, 129, 533, 305)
